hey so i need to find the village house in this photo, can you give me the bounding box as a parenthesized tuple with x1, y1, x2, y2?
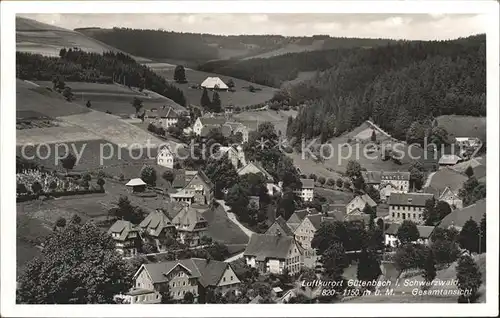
(438, 154, 462, 168)
(266, 216, 295, 237)
(171, 170, 214, 206)
(138, 209, 176, 252)
(157, 144, 175, 169)
(107, 220, 141, 257)
(423, 167, 467, 210)
(131, 258, 240, 303)
(125, 178, 147, 193)
(244, 233, 303, 275)
(210, 145, 246, 170)
(193, 117, 226, 136)
(286, 208, 319, 232)
(294, 178, 315, 202)
(237, 161, 281, 196)
(146, 106, 180, 130)
(362, 171, 410, 200)
(346, 194, 377, 214)
(201, 77, 229, 91)
(388, 192, 434, 224)
(170, 206, 208, 247)
(384, 223, 435, 248)
(438, 186, 464, 210)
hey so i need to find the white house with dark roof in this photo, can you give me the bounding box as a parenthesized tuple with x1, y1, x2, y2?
(107, 220, 140, 257)
(384, 223, 435, 247)
(132, 257, 240, 303)
(244, 233, 303, 275)
(346, 194, 377, 214)
(388, 192, 434, 224)
(157, 144, 175, 169)
(145, 106, 181, 130)
(294, 178, 314, 202)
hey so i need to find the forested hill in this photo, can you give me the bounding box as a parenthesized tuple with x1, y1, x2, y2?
(78, 27, 397, 65)
(285, 34, 486, 142)
(16, 49, 187, 106)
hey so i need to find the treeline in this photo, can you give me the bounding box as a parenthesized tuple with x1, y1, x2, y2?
(82, 28, 219, 62)
(198, 48, 356, 87)
(286, 34, 486, 141)
(16, 49, 186, 106)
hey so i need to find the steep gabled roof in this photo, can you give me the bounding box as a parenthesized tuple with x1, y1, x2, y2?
(244, 234, 297, 261)
(107, 220, 138, 241)
(201, 77, 229, 90)
(139, 210, 175, 237)
(416, 225, 435, 239)
(125, 178, 146, 187)
(138, 258, 232, 287)
(237, 162, 274, 181)
(266, 216, 294, 236)
(171, 206, 207, 232)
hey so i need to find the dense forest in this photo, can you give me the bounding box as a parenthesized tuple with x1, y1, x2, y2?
(197, 41, 399, 88)
(80, 27, 397, 65)
(16, 49, 186, 106)
(283, 34, 486, 141)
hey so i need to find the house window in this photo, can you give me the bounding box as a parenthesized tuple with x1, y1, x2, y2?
(183, 281, 186, 286)
(392, 212, 395, 218)
(402, 213, 406, 220)
(223, 277, 226, 282)
(397, 213, 400, 218)
(172, 282, 176, 287)
(413, 213, 416, 219)
(230, 276, 233, 281)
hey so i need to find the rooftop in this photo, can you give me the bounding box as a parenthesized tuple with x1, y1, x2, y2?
(244, 234, 296, 261)
(125, 178, 146, 187)
(388, 192, 434, 207)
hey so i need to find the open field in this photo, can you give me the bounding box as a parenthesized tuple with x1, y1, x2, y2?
(17, 79, 91, 118)
(435, 115, 486, 141)
(16, 139, 158, 172)
(233, 109, 297, 135)
(152, 67, 276, 107)
(287, 121, 433, 179)
(315, 188, 353, 204)
(59, 111, 164, 147)
(242, 40, 326, 60)
(35, 81, 185, 116)
(16, 17, 150, 62)
(17, 126, 101, 145)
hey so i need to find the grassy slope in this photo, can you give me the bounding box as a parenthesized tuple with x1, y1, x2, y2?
(232, 109, 297, 135)
(16, 17, 150, 62)
(287, 121, 431, 180)
(435, 115, 486, 141)
(152, 67, 276, 107)
(242, 40, 326, 60)
(35, 81, 185, 116)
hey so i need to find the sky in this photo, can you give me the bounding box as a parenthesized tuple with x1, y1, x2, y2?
(18, 13, 486, 40)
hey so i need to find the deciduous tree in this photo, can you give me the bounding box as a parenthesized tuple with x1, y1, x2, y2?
(16, 222, 132, 304)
